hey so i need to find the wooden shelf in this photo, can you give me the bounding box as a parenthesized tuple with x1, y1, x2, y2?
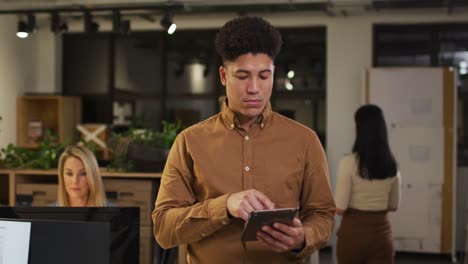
(17, 95, 82, 148)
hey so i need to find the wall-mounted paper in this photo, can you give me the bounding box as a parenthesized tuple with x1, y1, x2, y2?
(369, 68, 443, 128)
(409, 145, 431, 162)
(410, 98, 432, 116)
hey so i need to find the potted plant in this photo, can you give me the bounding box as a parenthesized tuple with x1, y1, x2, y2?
(108, 121, 181, 172)
(0, 131, 65, 169)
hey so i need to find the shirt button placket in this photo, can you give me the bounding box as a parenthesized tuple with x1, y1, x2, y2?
(244, 136, 250, 173)
(243, 133, 253, 189)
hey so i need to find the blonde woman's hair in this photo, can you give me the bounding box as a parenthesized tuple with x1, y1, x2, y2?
(57, 145, 107, 206)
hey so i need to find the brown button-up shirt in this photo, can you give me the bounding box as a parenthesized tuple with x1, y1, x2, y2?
(153, 101, 335, 264)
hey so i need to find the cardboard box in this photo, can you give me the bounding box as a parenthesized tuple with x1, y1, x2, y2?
(16, 183, 58, 206)
(103, 179, 156, 226)
(77, 123, 110, 160)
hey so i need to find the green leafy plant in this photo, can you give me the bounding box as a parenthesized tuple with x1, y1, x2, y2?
(131, 120, 181, 149)
(107, 120, 181, 172)
(78, 139, 100, 155)
(0, 144, 35, 168)
(0, 130, 65, 169)
(107, 135, 134, 172)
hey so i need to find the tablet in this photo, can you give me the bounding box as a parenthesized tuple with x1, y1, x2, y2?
(241, 207, 299, 242)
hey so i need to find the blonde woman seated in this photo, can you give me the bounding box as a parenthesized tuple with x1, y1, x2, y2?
(52, 145, 111, 207)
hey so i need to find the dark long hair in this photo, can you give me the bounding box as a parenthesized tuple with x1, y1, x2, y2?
(352, 104, 397, 180)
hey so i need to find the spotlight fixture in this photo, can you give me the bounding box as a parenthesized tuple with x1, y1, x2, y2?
(16, 13, 36, 38)
(16, 21, 28, 38)
(120, 20, 131, 35)
(112, 10, 120, 32)
(84, 10, 99, 33)
(51, 12, 68, 34)
(113, 10, 130, 35)
(284, 79, 294, 91)
(26, 13, 36, 33)
(160, 11, 176, 35)
(460, 61, 468, 75)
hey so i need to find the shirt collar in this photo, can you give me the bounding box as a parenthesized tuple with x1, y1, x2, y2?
(221, 98, 272, 130)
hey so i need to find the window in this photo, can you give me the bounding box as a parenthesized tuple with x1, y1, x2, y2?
(63, 26, 327, 144)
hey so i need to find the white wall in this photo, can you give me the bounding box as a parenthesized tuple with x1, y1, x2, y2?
(0, 15, 37, 148)
(36, 28, 62, 94)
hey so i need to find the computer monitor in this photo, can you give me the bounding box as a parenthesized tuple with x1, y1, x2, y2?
(0, 207, 139, 264)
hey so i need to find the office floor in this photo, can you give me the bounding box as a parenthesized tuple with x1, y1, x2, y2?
(319, 247, 465, 264)
(159, 246, 465, 263)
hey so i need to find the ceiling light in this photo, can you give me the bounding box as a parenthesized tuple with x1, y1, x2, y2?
(287, 70, 295, 79)
(16, 14, 35, 38)
(120, 20, 131, 35)
(160, 11, 176, 35)
(16, 21, 28, 38)
(113, 10, 130, 35)
(168, 23, 177, 35)
(84, 10, 99, 33)
(51, 12, 68, 34)
(285, 79, 293, 91)
(460, 61, 467, 69)
(460, 61, 468, 75)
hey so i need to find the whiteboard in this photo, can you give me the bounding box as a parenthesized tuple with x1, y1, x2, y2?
(366, 67, 456, 254)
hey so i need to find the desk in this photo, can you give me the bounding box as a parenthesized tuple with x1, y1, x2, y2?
(0, 168, 162, 264)
(0, 168, 161, 206)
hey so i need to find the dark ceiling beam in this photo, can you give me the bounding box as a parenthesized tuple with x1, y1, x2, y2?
(0, 2, 329, 15)
(371, 0, 468, 10)
(0, 3, 183, 15)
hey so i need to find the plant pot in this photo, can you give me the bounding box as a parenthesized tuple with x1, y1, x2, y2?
(126, 144, 170, 172)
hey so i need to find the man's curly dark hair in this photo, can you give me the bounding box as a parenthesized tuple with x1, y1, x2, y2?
(215, 16, 283, 63)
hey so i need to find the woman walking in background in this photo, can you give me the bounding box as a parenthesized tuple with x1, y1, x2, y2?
(335, 104, 401, 264)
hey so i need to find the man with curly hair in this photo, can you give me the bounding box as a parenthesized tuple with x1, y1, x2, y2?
(153, 16, 335, 263)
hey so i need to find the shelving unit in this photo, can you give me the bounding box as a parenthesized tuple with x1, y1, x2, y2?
(17, 95, 82, 148)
